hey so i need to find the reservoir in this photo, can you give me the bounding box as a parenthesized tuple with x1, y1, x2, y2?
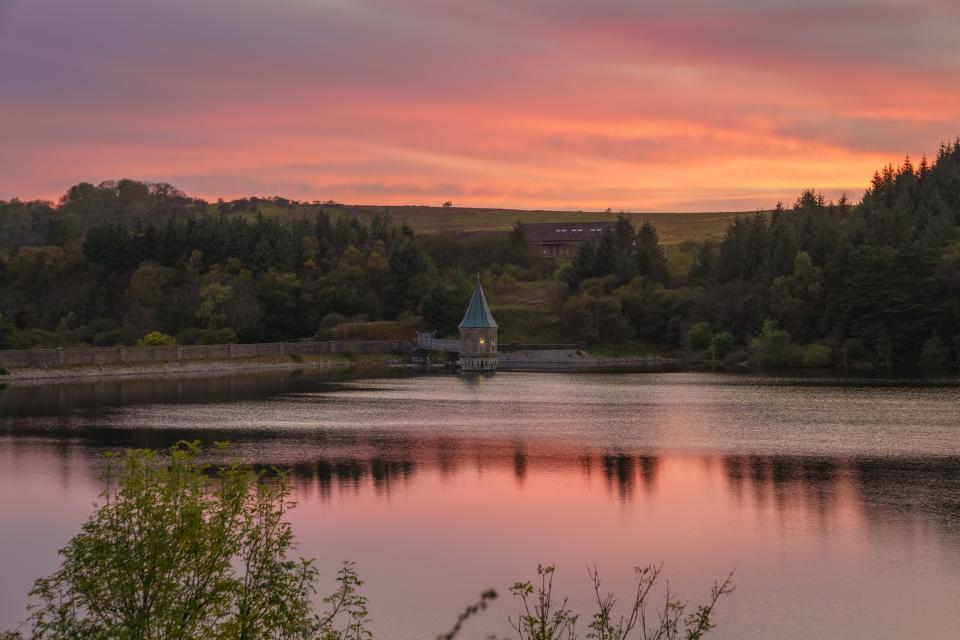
(1, 370, 959, 639)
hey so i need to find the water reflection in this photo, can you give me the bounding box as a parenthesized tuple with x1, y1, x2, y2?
(2, 370, 960, 640)
(4, 424, 959, 533)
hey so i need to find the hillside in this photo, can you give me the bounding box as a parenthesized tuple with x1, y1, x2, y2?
(209, 201, 764, 245)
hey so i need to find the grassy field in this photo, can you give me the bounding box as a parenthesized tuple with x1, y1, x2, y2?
(215, 202, 766, 244)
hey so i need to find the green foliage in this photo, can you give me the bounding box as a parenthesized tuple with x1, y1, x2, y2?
(0, 313, 21, 349)
(560, 279, 634, 345)
(749, 319, 791, 368)
(799, 343, 833, 368)
(419, 280, 468, 337)
(686, 322, 713, 350)
(709, 332, 735, 360)
(9, 443, 371, 640)
(135, 331, 176, 347)
(0, 189, 441, 346)
(3, 445, 734, 640)
(507, 564, 734, 640)
(841, 337, 868, 367)
(7, 142, 960, 368)
(197, 283, 232, 329)
(563, 215, 669, 290)
(919, 335, 948, 370)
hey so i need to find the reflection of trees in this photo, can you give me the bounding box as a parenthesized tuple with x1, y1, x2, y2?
(723, 455, 843, 518)
(600, 454, 658, 501)
(4, 423, 960, 541)
(718, 454, 960, 542)
(289, 458, 416, 499)
(853, 457, 960, 531)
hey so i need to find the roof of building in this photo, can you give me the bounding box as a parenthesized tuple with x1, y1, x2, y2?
(521, 221, 617, 244)
(459, 279, 498, 329)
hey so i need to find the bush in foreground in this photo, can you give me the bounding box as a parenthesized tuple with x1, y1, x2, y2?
(3, 443, 732, 640)
(135, 331, 177, 347)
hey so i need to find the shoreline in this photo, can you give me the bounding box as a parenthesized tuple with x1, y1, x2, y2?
(0, 354, 403, 383)
(1, 348, 923, 384)
(0, 350, 699, 383)
(498, 349, 687, 371)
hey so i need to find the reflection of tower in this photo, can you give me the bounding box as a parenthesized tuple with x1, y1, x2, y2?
(458, 276, 498, 372)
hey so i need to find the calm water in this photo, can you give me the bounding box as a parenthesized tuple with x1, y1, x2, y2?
(1, 370, 959, 639)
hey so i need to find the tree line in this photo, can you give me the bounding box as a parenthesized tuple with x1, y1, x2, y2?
(3, 141, 960, 370)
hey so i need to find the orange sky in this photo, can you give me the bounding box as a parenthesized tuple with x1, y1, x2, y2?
(1, 0, 959, 210)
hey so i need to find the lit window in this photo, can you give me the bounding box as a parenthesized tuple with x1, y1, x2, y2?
(479, 337, 486, 345)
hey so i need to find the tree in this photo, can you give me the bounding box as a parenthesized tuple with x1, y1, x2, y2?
(11, 443, 371, 640)
(770, 252, 823, 342)
(686, 322, 713, 350)
(510, 220, 527, 248)
(196, 283, 232, 329)
(750, 318, 791, 368)
(419, 280, 468, 336)
(710, 331, 735, 361)
(5, 445, 734, 640)
(635, 222, 667, 284)
(0, 312, 20, 349)
(688, 243, 714, 287)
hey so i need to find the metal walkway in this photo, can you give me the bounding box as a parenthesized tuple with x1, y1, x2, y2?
(415, 332, 460, 352)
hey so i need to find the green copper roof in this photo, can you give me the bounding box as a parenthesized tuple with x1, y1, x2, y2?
(459, 280, 498, 329)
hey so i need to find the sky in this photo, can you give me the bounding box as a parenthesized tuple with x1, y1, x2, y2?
(1, 0, 959, 211)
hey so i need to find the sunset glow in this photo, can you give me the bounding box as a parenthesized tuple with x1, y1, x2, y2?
(2, 0, 959, 209)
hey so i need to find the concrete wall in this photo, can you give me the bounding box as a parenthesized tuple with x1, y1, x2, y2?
(501, 342, 586, 352)
(0, 341, 411, 370)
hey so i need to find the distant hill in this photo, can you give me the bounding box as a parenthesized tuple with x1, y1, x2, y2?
(210, 201, 764, 245)
(1, 180, 765, 252)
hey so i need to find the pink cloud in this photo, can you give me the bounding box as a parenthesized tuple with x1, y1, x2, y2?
(1, 0, 957, 210)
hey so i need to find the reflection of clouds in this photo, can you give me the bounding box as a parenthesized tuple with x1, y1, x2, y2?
(8, 427, 958, 542)
(4, 370, 960, 551)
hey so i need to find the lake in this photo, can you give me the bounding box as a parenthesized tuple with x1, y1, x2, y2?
(1, 369, 959, 639)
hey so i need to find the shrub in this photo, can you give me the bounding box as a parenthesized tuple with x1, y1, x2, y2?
(9, 443, 371, 640)
(5, 445, 734, 640)
(782, 343, 805, 366)
(135, 331, 176, 347)
(686, 322, 713, 350)
(16, 329, 62, 349)
(709, 331, 735, 360)
(506, 564, 733, 640)
(749, 318, 791, 368)
(802, 343, 833, 368)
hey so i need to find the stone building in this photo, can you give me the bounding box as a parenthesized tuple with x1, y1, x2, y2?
(458, 277, 498, 371)
(521, 221, 617, 258)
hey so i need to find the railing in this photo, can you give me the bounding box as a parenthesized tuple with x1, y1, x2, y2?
(415, 332, 461, 352)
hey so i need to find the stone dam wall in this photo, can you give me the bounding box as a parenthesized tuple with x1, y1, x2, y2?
(0, 340, 411, 370)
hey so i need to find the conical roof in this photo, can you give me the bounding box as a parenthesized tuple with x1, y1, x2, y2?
(459, 278, 498, 329)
